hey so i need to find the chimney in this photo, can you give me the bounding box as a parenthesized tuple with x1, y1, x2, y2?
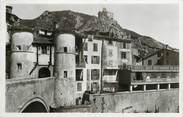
(6, 6, 13, 14)
(165, 44, 168, 49)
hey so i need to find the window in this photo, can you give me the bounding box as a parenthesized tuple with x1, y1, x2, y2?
(84, 55, 88, 63)
(123, 42, 126, 49)
(16, 45, 21, 50)
(108, 49, 113, 57)
(87, 82, 90, 90)
(47, 32, 52, 36)
(87, 69, 90, 81)
(76, 69, 83, 81)
(17, 63, 22, 70)
(76, 55, 79, 64)
(64, 47, 67, 52)
(91, 82, 99, 92)
(171, 83, 179, 88)
(121, 52, 126, 59)
(84, 43, 88, 51)
(166, 52, 169, 56)
(148, 60, 152, 65)
(93, 43, 98, 51)
(108, 40, 113, 45)
(91, 69, 100, 80)
(64, 71, 67, 78)
(77, 83, 82, 91)
(157, 52, 161, 57)
(39, 30, 45, 35)
(91, 56, 100, 64)
(166, 60, 169, 64)
(41, 46, 47, 54)
(136, 72, 143, 80)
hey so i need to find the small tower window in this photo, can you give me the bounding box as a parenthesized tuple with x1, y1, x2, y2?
(64, 47, 67, 52)
(17, 63, 22, 70)
(64, 71, 67, 78)
(16, 45, 21, 50)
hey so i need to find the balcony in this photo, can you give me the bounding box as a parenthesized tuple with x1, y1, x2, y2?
(131, 77, 179, 85)
(103, 75, 117, 83)
(119, 65, 179, 72)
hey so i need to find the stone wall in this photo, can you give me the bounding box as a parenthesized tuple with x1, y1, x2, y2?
(90, 89, 179, 113)
(6, 77, 55, 112)
(51, 105, 92, 112)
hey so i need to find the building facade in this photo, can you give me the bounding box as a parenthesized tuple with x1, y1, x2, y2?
(6, 6, 179, 112)
(118, 65, 179, 92)
(141, 48, 179, 66)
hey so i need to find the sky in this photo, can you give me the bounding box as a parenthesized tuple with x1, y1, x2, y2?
(10, 4, 179, 48)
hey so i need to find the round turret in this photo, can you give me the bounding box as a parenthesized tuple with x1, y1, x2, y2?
(10, 32, 35, 79)
(11, 32, 33, 50)
(54, 33, 76, 107)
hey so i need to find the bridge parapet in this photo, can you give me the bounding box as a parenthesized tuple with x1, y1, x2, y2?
(6, 77, 55, 112)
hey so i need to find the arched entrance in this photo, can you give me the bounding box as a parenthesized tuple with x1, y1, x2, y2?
(22, 101, 47, 113)
(39, 67, 51, 78)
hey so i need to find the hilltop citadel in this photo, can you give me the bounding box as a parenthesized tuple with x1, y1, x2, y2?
(6, 6, 179, 113)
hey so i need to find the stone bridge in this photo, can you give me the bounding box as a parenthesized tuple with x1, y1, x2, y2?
(6, 77, 55, 112)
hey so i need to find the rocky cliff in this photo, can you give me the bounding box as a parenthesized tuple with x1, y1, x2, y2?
(10, 9, 175, 58)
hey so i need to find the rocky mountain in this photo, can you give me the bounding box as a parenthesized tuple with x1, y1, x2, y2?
(10, 9, 175, 58)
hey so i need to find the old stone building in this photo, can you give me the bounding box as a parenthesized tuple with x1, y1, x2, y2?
(6, 6, 179, 113)
(141, 47, 179, 66)
(6, 7, 133, 107)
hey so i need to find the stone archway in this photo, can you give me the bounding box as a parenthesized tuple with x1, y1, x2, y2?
(20, 98, 49, 113)
(38, 67, 51, 78)
(22, 101, 47, 113)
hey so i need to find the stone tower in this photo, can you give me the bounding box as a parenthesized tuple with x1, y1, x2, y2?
(10, 31, 34, 79)
(54, 33, 76, 107)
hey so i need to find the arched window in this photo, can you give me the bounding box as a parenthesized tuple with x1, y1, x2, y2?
(38, 67, 51, 78)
